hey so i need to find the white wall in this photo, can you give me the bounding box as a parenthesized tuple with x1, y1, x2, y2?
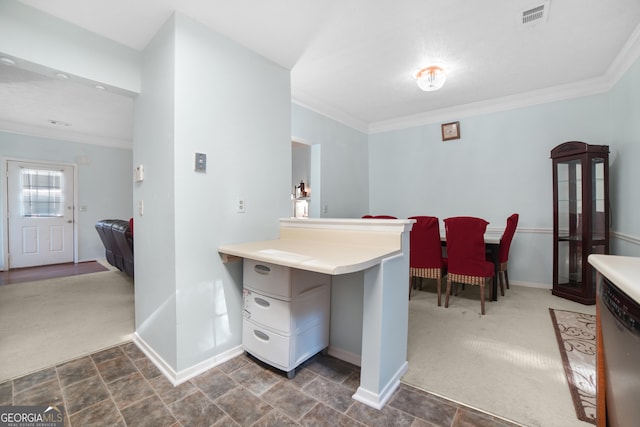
(134, 13, 291, 374)
(0, 132, 132, 270)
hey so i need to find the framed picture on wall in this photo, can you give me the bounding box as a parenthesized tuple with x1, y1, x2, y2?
(441, 121, 460, 141)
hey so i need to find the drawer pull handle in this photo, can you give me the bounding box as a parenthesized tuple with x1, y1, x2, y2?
(254, 330, 270, 341)
(254, 264, 271, 275)
(255, 297, 270, 308)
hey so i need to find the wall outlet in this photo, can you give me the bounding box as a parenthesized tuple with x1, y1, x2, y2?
(237, 199, 245, 213)
(323, 204, 328, 214)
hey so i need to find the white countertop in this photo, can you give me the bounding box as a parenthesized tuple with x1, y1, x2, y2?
(588, 254, 640, 303)
(219, 218, 414, 275)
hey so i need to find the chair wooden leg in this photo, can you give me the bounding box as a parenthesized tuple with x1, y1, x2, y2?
(504, 269, 510, 289)
(408, 276, 413, 300)
(499, 271, 505, 296)
(436, 275, 442, 306)
(445, 277, 452, 308)
(480, 283, 485, 315)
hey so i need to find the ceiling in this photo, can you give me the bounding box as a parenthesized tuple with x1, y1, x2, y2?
(2, 0, 640, 147)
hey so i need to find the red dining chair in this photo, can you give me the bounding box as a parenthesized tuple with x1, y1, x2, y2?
(409, 216, 447, 304)
(495, 213, 519, 295)
(444, 216, 495, 315)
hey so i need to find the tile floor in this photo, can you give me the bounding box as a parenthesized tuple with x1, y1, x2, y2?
(0, 342, 520, 427)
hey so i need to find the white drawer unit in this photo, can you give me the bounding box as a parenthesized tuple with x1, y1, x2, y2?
(243, 259, 329, 300)
(242, 259, 330, 378)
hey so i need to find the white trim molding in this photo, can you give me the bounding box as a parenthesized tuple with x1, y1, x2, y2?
(133, 333, 244, 386)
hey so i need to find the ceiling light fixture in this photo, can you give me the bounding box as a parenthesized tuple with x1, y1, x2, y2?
(55, 72, 69, 80)
(414, 66, 446, 91)
(94, 85, 105, 91)
(0, 57, 16, 66)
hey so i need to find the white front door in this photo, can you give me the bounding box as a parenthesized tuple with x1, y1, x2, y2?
(7, 161, 75, 268)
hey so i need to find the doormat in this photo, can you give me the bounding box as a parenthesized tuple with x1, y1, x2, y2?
(549, 308, 596, 425)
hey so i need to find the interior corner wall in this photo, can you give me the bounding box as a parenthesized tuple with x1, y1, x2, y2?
(172, 14, 291, 372)
(133, 16, 178, 370)
(135, 13, 291, 374)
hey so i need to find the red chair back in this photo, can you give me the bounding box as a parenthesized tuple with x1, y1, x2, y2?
(498, 213, 519, 263)
(409, 216, 444, 269)
(444, 216, 492, 277)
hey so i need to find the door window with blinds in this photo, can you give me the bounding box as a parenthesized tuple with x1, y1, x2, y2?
(20, 167, 65, 217)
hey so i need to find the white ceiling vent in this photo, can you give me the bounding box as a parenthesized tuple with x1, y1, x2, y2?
(521, 2, 549, 25)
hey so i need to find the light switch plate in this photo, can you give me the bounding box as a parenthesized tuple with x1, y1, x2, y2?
(195, 153, 206, 172)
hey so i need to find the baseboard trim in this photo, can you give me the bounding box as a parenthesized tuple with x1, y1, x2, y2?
(133, 333, 244, 386)
(352, 360, 408, 410)
(510, 281, 552, 290)
(327, 346, 361, 367)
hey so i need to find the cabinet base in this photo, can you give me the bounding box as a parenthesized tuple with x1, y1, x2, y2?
(552, 289, 595, 305)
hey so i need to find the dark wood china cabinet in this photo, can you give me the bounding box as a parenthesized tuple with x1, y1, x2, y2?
(551, 141, 609, 305)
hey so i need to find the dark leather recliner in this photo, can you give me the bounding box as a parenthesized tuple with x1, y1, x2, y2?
(95, 219, 134, 277)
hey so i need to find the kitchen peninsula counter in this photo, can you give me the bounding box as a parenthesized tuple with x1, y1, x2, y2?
(219, 218, 414, 410)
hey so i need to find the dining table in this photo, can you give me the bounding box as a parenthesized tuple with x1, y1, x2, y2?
(440, 228, 504, 301)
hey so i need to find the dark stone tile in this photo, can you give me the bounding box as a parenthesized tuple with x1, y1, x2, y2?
(215, 387, 273, 426)
(262, 381, 318, 420)
(217, 354, 250, 374)
(346, 400, 415, 427)
(0, 381, 12, 405)
(453, 407, 521, 427)
(192, 369, 236, 401)
(303, 376, 355, 413)
(304, 354, 358, 383)
(286, 367, 317, 389)
(13, 367, 57, 393)
(91, 345, 125, 364)
(169, 390, 226, 426)
(95, 355, 138, 383)
(229, 362, 281, 396)
(149, 375, 198, 405)
(69, 398, 124, 427)
(342, 371, 361, 391)
(388, 387, 457, 426)
(121, 341, 146, 360)
(253, 409, 300, 426)
(57, 356, 98, 387)
(299, 402, 362, 427)
(212, 415, 241, 426)
(120, 395, 177, 427)
(106, 372, 154, 409)
(61, 375, 110, 415)
(132, 357, 163, 380)
(14, 379, 63, 407)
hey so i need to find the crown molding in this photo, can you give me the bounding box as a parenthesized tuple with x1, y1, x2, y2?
(292, 23, 640, 136)
(291, 89, 369, 134)
(0, 120, 133, 150)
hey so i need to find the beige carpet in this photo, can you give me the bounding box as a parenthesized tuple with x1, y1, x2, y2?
(404, 282, 596, 427)
(0, 270, 134, 382)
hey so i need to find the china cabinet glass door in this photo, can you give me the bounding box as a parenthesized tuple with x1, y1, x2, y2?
(551, 141, 609, 305)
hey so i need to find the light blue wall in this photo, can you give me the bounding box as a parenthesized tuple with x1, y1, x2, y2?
(0, 132, 133, 270)
(133, 16, 179, 369)
(134, 13, 291, 373)
(367, 60, 640, 286)
(609, 59, 640, 256)
(292, 104, 369, 217)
